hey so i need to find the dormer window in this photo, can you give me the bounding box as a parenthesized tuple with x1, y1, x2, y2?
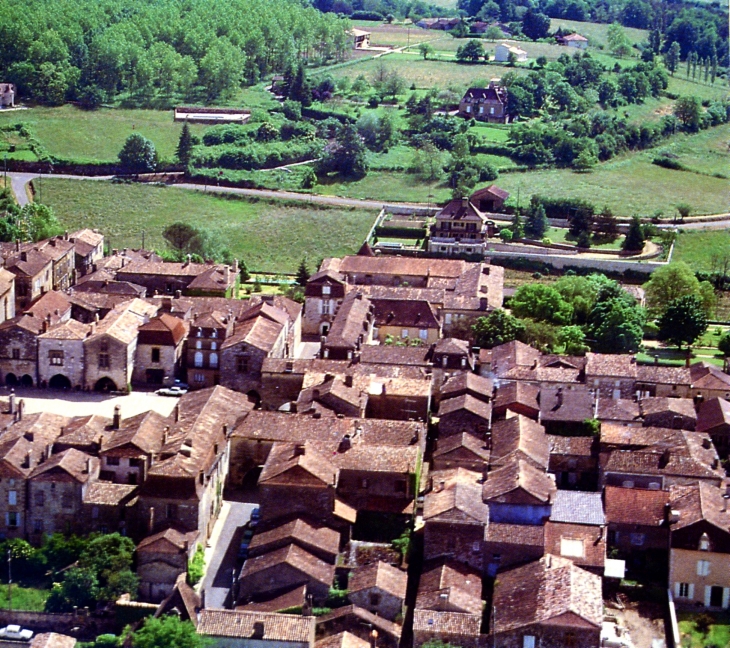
(699, 533, 710, 551)
(197, 328, 202, 337)
(211, 329, 218, 338)
(322, 285, 331, 296)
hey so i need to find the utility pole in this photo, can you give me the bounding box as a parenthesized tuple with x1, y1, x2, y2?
(142, 229, 146, 249)
(7, 549, 11, 611)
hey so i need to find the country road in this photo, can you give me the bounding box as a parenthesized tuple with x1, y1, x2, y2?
(6, 171, 730, 229)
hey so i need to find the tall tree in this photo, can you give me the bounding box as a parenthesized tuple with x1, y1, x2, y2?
(176, 121, 193, 167)
(296, 258, 310, 286)
(131, 616, 205, 648)
(524, 202, 548, 239)
(118, 133, 158, 174)
(658, 295, 708, 349)
(521, 9, 550, 40)
(622, 216, 645, 252)
(665, 41, 681, 75)
(472, 309, 526, 348)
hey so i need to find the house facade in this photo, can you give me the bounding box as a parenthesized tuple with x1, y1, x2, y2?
(458, 81, 508, 123)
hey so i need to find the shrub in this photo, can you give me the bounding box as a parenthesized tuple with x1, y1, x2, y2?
(187, 544, 205, 586)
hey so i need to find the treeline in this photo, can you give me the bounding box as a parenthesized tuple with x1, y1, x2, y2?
(0, 0, 350, 106)
(312, 0, 451, 22)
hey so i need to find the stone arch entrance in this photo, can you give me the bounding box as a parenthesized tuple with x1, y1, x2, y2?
(49, 374, 72, 390)
(94, 377, 118, 392)
(20, 375, 33, 387)
(4, 373, 18, 387)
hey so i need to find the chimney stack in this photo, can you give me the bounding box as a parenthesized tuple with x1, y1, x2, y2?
(18, 399, 24, 421)
(8, 390, 15, 415)
(113, 405, 121, 430)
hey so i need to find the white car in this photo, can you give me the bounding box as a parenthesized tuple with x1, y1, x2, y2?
(0, 625, 34, 640)
(156, 386, 188, 397)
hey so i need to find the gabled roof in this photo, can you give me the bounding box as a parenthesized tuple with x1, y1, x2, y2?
(187, 264, 236, 291)
(433, 432, 490, 463)
(490, 415, 549, 469)
(636, 364, 691, 386)
(493, 555, 602, 634)
(349, 561, 407, 599)
(258, 442, 338, 486)
(198, 609, 314, 642)
(101, 410, 167, 456)
(248, 518, 340, 559)
(493, 381, 540, 415)
(471, 184, 510, 202)
(137, 527, 193, 552)
(316, 606, 402, 642)
(585, 352, 637, 378)
(416, 561, 482, 616)
(438, 394, 491, 421)
(482, 458, 556, 504)
(697, 397, 730, 432)
(561, 32, 588, 41)
(38, 318, 91, 340)
(596, 398, 640, 424)
(221, 316, 285, 353)
(29, 448, 97, 482)
(604, 485, 668, 527)
(238, 543, 335, 589)
(137, 313, 187, 345)
(549, 490, 604, 525)
(440, 372, 493, 402)
(24, 291, 71, 322)
(433, 337, 470, 356)
(325, 291, 371, 350)
(316, 632, 369, 648)
(83, 482, 137, 506)
(640, 397, 696, 420)
(435, 199, 485, 223)
(424, 469, 489, 523)
(371, 298, 440, 329)
(690, 362, 730, 390)
(539, 387, 594, 423)
(669, 481, 730, 533)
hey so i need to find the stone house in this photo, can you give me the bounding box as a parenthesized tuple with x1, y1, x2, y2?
(669, 482, 730, 609)
(347, 561, 407, 621)
(538, 386, 595, 436)
(640, 397, 696, 430)
(490, 415, 549, 471)
(247, 518, 341, 564)
(604, 485, 669, 565)
(315, 607, 402, 648)
(697, 397, 730, 457)
(116, 259, 237, 298)
(133, 313, 188, 387)
(432, 338, 474, 372)
(81, 481, 138, 536)
(237, 543, 335, 605)
(415, 561, 483, 617)
(493, 42, 527, 62)
(371, 298, 440, 346)
(136, 527, 198, 602)
(27, 448, 100, 537)
(197, 609, 315, 648)
(186, 312, 234, 389)
(423, 468, 489, 570)
(437, 372, 493, 408)
(24, 289, 72, 325)
(458, 81, 508, 123)
(547, 435, 597, 491)
(412, 610, 482, 648)
(491, 555, 602, 648)
(557, 33, 588, 48)
(432, 432, 490, 472)
(484, 522, 544, 576)
(470, 185, 510, 213)
(0, 268, 16, 324)
(585, 353, 637, 399)
(428, 198, 493, 257)
(689, 362, 730, 401)
(437, 395, 491, 438)
(295, 375, 366, 419)
(34, 236, 76, 291)
(320, 292, 373, 361)
(83, 299, 158, 392)
(69, 229, 104, 278)
(543, 490, 605, 574)
(492, 382, 539, 420)
(0, 315, 44, 387)
(303, 268, 348, 337)
(2, 247, 53, 309)
(38, 319, 91, 389)
(636, 365, 691, 398)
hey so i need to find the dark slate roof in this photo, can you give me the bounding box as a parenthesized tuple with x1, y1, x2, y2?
(549, 490, 604, 526)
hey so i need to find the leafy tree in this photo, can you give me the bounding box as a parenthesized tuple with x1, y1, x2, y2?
(521, 9, 550, 40)
(131, 616, 206, 648)
(176, 121, 193, 166)
(199, 37, 244, 100)
(559, 325, 590, 355)
(665, 41, 681, 75)
(418, 43, 435, 60)
(622, 216, 645, 252)
(499, 228, 513, 242)
(118, 133, 158, 174)
(554, 274, 604, 324)
(717, 333, 730, 357)
(674, 95, 702, 131)
(485, 25, 503, 41)
(594, 207, 619, 241)
(288, 64, 312, 106)
(643, 262, 702, 316)
(296, 258, 310, 286)
(510, 284, 573, 325)
(573, 148, 597, 172)
(456, 40, 485, 63)
(521, 318, 559, 352)
(607, 23, 632, 57)
(586, 297, 645, 353)
(472, 309, 526, 348)
(446, 134, 477, 199)
(658, 295, 708, 349)
(411, 141, 443, 181)
(511, 212, 524, 239)
(318, 124, 369, 179)
(163, 222, 205, 257)
(45, 566, 99, 612)
(79, 533, 137, 603)
(524, 201, 548, 239)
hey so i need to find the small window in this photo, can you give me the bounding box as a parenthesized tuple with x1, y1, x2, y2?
(209, 352, 218, 368)
(11, 348, 19, 360)
(194, 373, 205, 383)
(33, 519, 43, 532)
(322, 285, 331, 296)
(630, 533, 645, 546)
(697, 560, 710, 576)
(419, 329, 428, 340)
(194, 351, 204, 368)
(34, 491, 44, 506)
(622, 480, 635, 488)
(98, 353, 110, 369)
(196, 328, 202, 337)
(560, 538, 584, 558)
(62, 493, 73, 509)
(678, 582, 690, 597)
(196, 340, 202, 349)
(8, 491, 16, 506)
(361, 479, 369, 489)
(401, 329, 409, 339)
(7, 512, 19, 528)
(211, 342, 217, 351)
(523, 636, 536, 648)
(151, 348, 160, 363)
(211, 329, 218, 338)
(106, 456, 120, 466)
(699, 533, 710, 551)
(49, 350, 64, 366)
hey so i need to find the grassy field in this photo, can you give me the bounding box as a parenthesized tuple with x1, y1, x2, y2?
(550, 19, 648, 48)
(673, 231, 730, 274)
(0, 105, 207, 164)
(352, 22, 444, 48)
(653, 123, 730, 177)
(0, 584, 50, 612)
(41, 179, 377, 273)
(667, 74, 728, 101)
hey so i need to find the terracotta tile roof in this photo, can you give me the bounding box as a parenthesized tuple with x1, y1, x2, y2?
(334, 444, 419, 474)
(433, 432, 490, 463)
(435, 198, 485, 223)
(493, 381, 539, 415)
(669, 481, 730, 532)
(248, 518, 340, 559)
(222, 316, 284, 353)
(438, 394, 491, 421)
(412, 609, 482, 636)
(549, 490, 604, 525)
(187, 264, 236, 291)
(484, 522, 544, 546)
(690, 362, 730, 390)
(600, 423, 681, 448)
(371, 298, 440, 329)
(117, 259, 212, 278)
(238, 584, 308, 614)
(35, 236, 75, 262)
(585, 353, 637, 378)
(359, 345, 432, 366)
(296, 376, 366, 416)
(24, 291, 71, 322)
(636, 365, 691, 386)
(156, 573, 201, 626)
(315, 606, 402, 641)
(38, 318, 91, 340)
(434, 338, 471, 356)
(493, 555, 602, 634)
(0, 412, 67, 475)
(490, 341, 541, 376)
(29, 448, 98, 482)
(315, 632, 369, 648)
(240, 300, 290, 327)
(424, 470, 488, 523)
(89, 298, 158, 344)
(640, 397, 696, 420)
(338, 256, 468, 279)
(102, 410, 168, 456)
(482, 458, 556, 504)
(0, 313, 44, 335)
(697, 397, 730, 432)
(69, 228, 104, 248)
(604, 485, 668, 527)
(258, 442, 338, 486)
(547, 434, 595, 457)
(597, 398, 640, 423)
(137, 313, 187, 345)
(137, 527, 195, 552)
(55, 414, 110, 451)
(325, 291, 372, 350)
(416, 562, 482, 616)
(239, 543, 335, 589)
(3, 248, 52, 277)
(349, 561, 407, 598)
(440, 373, 493, 402)
(539, 387, 594, 423)
(197, 609, 314, 642)
(490, 415, 549, 469)
(471, 184, 510, 201)
(83, 482, 137, 506)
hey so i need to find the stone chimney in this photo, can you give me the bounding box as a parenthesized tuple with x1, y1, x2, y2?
(8, 390, 15, 415)
(113, 404, 121, 430)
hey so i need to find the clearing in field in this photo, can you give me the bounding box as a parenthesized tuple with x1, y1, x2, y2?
(40, 179, 377, 273)
(549, 19, 648, 48)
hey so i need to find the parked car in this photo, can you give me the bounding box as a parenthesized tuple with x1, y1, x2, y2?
(156, 386, 188, 397)
(249, 507, 261, 527)
(0, 625, 34, 640)
(238, 526, 255, 560)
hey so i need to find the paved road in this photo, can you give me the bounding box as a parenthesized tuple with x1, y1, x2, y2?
(201, 500, 257, 609)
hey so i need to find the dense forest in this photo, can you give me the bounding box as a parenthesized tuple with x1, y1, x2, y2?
(0, 0, 350, 105)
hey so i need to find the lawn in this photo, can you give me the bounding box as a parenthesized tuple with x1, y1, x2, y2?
(317, 169, 452, 203)
(549, 19, 648, 48)
(0, 104, 207, 164)
(652, 123, 730, 177)
(0, 583, 50, 612)
(673, 231, 730, 275)
(352, 22, 444, 48)
(40, 179, 378, 273)
(667, 75, 728, 102)
(678, 611, 730, 648)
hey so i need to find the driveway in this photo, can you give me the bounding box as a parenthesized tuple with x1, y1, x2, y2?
(201, 500, 258, 609)
(1, 386, 179, 418)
